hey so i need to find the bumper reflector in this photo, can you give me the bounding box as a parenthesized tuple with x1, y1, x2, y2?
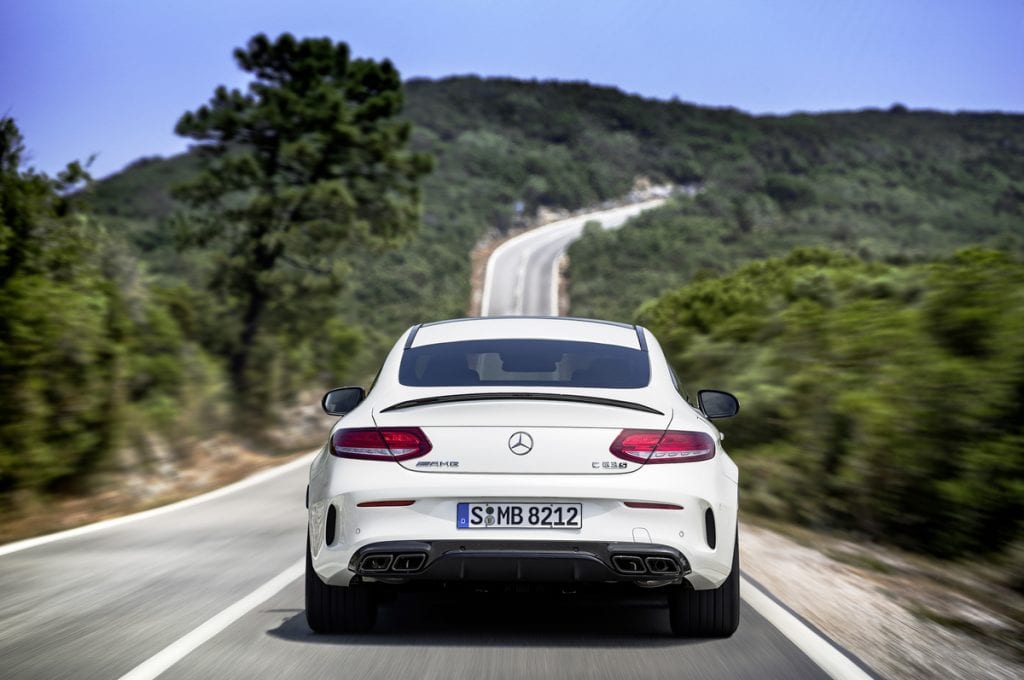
(623, 502, 684, 510)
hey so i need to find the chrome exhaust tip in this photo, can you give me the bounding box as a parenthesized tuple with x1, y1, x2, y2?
(611, 555, 647, 574)
(359, 554, 394, 572)
(644, 556, 680, 575)
(391, 553, 427, 572)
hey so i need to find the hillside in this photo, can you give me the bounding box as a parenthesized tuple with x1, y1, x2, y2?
(567, 106, 1024, 320)
(87, 77, 729, 366)
(86, 78, 761, 336)
(6, 75, 1024, 568)
(89, 77, 1024, 334)
(80, 77, 1024, 397)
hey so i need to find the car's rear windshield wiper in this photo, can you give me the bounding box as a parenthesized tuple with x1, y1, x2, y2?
(379, 392, 664, 415)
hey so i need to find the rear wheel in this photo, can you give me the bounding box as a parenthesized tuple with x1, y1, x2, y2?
(668, 533, 740, 637)
(305, 537, 377, 633)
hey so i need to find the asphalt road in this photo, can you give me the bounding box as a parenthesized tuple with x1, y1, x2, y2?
(482, 200, 666, 317)
(0, 200, 869, 679)
(0, 459, 832, 680)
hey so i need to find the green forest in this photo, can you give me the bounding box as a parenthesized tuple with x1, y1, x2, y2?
(1, 35, 1022, 576)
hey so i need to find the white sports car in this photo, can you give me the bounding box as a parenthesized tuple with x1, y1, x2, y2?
(306, 316, 741, 636)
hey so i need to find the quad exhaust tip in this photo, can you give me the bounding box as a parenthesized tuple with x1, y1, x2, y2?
(644, 556, 680, 575)
(611, 555, 647, 574)
(392, 553, 427, 571)
(360, 554, 394, 572)
(358, 552, 428, 574)
(611, 554, 682, 576)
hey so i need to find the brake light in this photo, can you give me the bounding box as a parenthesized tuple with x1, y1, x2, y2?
(610, 429, 715, 464)
(330, 427, 432, 461)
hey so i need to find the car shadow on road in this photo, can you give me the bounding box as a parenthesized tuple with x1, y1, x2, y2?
(267, 588, 703, 648)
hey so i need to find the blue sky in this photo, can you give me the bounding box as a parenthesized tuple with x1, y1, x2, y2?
(2, 0, 1021, 179)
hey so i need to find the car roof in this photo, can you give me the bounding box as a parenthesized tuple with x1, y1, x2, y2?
(408, 317, 646, 350)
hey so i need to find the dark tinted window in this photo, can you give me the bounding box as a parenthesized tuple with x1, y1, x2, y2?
(399, 339, 650, 388)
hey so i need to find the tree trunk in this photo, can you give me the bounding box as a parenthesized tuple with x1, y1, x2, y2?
(228, 223, 278, 430)
(228, 282, 267, 431)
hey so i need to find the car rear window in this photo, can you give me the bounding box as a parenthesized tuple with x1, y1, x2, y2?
(399, 339, 650, 388)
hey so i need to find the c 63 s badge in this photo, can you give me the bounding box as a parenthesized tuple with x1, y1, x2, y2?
(593, 461, 628, 469)
(416, 460, 460, 468)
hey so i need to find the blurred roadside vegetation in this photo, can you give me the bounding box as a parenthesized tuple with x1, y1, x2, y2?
(0, 119, 222, 499)
(638, 248, 1024, 569)
(2, 66, 1023, 576)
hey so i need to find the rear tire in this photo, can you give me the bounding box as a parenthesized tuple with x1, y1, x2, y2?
(668, 533, 740, 638)
(305, 536, 377, 633)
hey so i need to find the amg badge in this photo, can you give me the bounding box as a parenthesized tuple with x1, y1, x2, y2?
(415, 460, 460, 468)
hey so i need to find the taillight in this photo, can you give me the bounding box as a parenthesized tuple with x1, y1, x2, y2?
(610, 429, 716, 464)
(330, 427, 432, 461)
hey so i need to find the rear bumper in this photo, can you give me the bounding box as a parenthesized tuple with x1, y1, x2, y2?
(347, 540, 690, 585)
(307, 450, 738, 590)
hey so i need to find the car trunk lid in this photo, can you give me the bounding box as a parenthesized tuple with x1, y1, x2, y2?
(372, 394, 672, 474)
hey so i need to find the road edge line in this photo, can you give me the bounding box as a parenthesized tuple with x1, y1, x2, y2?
(116, 560, 305, 680)
(740, 575, 877, 680)
(0, 452, 317, 557)
(549, 252, 563, 316)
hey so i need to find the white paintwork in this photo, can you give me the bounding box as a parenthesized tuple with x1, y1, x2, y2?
(308, 318, 739, 590)
(412, 316, 642, 348)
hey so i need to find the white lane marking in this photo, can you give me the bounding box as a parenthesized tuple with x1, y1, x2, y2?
(0, 452, 317, 557)
(117, 560, 304, 680)
(741, 577, 873, 680)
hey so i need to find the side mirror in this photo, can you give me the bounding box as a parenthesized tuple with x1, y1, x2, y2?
(697, 389, 740, 419)
(322, 386, 366, 416)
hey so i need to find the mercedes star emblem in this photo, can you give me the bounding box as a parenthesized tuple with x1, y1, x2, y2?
(508, 431, 534, 455)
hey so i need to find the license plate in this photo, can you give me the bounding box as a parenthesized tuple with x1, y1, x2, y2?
(457, 502, 582, 529)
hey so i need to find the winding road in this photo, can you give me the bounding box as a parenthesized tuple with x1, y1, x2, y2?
(0, 201, 875, 679)
(482, 200, 667, 316)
